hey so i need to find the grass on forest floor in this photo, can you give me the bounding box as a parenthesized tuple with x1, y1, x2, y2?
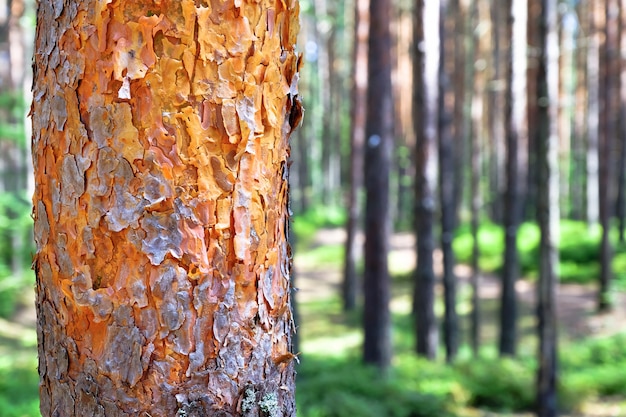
(296, 292, 626, 417)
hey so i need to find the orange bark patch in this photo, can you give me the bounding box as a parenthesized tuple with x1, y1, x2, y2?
(32, 0, 300, 415)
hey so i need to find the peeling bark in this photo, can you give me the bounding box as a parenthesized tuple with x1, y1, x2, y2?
(31, 1, 301, 416)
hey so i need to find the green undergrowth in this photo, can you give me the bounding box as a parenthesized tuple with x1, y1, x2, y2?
(0, 354, 39, 417)
(292, 205, 347, 249)
(454, 220, 626, 285)
(297, 355, 458, 417)
(296, 293, 626, 416)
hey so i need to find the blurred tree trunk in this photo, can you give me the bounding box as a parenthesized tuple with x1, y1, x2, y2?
(571, 0, 588, 221)
(598, 0, 618, 312)
(558, 7, 574, 216)
(487, 0, 506, 223)
(469, 0, 485, 356)
(438, 0, 458, 363)
(536, 0, 559, 415)
(363, 0, 393, 371)
(587, 0, 601, 229)
(499, 0, 527, 358)
(452, 0, 467, 228)
(343, 0, 369, 312)
(32, 1, 300, 416)
(0, 0, 10, 88)
(525, 0, 541, 221)
(392, 5, 415, 231)
(618, 0, 626, 242)
(413, 0, 439, 360)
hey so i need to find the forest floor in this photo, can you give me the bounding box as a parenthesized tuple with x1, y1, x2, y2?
(294, 228, 626, 417)
(295, 227, 626, 341)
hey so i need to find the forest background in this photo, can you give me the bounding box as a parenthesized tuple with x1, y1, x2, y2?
(2, 0, 626, 416)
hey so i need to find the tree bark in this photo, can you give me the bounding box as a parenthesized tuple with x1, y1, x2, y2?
(343, 0, 369, 312)
(413, 0, 439, 360)
(615, 0, 626, 243)
(469, 0, 484, 357)
(571, 0, 587, 221)
(32, 1, 301, 416)
(618, 0, 626, 242)
(363, 0, 393, 371)
(499, 0, 527, 357)
(587, 0, 601, 229)
(598, 0, 617, 312)
(536, 0, 559, 414)
(438, 0, 458, 363)
(487, 0, 506, 223)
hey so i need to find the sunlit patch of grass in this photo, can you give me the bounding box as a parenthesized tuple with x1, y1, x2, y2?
(295, 243, 345, 268)
(292, 205, 347, 248)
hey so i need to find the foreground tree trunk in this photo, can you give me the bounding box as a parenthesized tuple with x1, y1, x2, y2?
(32, 1, 301, 416)
(536, 0, 559, 414)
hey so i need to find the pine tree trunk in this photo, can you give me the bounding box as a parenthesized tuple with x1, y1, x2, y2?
(487, 0, 506, 223)
(438, 0, 458, 363)
(343, 0, 369, 312)
(587, 0, 602, 229)
(598, 0, 618, 312)
(536, 0, 559, 414)
(32, 1, 301, 415)
(469, 0, 484, 356)
(499, 0, 527, 357)
(363, 0, 393, 371)
(413, 0, 439, 360)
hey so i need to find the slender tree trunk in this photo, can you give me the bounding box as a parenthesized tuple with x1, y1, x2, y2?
(499, 0, 527, 357)
(587, 0, 601, 229)
(487, 0, 506, 223)
(598, 0, 617, 312)
(343, 0, 369, 312)
(536, 0, 559, 415)
(438, 0, 458, 363)
(452, 0, 467, 228)
(413, 0, 439, 360)
(32, 2, 301, 415)
(618, 0, 626, 242)
(571, 0, 588, 221)
(469, 0, 484, 357)
(526, 0, 541, 221)
(363, 0, 393, 371)
(558, 8, 574, 216)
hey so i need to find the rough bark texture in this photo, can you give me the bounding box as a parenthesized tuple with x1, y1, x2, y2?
(31, 1, 301, 416)
(362, 0, 393, 371)
(413, 0, 439, 360)
(536, 0, 559, 414)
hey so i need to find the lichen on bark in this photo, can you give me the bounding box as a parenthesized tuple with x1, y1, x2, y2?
(32, 0, 301, 415)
